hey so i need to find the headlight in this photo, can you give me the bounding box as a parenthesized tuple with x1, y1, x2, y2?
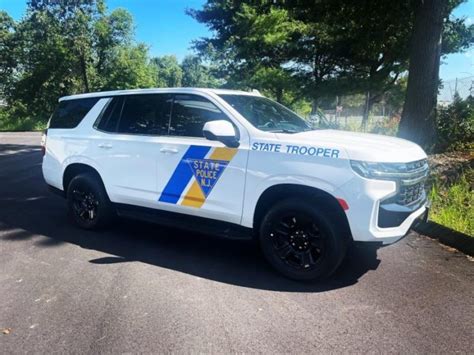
(350, 160, 418, 180)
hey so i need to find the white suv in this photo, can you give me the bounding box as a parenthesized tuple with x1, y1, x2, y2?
(42, 88, 429, 280)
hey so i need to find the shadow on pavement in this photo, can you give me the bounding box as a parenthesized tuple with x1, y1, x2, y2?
(0, 144, 381, 292)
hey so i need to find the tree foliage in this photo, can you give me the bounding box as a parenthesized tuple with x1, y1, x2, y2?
(190, 0, 473, 142)
(0, 0, 223, 127)
(1, 0, 472, 142)
(181, 55, 221, 88)
(1, 0, 155, 122)
(435, 94, 474, 152)
(151, 55, 183, 87)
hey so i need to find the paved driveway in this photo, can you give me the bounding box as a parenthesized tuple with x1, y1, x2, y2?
(0, 132, 472, 353)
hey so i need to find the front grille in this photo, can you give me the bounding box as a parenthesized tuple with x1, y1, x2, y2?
(378, 159, 429, 227)
(397, 181, 425, 205)
(383, 159, 429, 207)
(396, 159, 428, 206)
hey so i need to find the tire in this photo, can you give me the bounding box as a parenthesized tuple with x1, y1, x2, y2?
(259, 197, 349, 281)
(66, 172, 114, 230)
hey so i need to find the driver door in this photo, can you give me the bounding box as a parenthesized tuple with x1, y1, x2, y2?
(155, 94, 249, 224)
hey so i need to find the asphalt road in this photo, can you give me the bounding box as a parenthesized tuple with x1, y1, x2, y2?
(0, 132, 473, 353)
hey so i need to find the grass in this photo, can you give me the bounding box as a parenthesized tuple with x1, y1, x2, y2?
(429, 169, 474, 237)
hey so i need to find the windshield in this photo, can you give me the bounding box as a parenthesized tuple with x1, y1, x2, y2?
(218, 94, 311, 133)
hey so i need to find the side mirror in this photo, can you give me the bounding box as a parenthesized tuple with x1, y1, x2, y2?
(202, 120, 240, 148)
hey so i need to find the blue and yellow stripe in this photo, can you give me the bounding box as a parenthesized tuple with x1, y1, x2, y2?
(158, 145, 237, 208)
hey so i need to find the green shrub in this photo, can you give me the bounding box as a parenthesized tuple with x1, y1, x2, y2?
(429, 170, 473, 236)
(0, 103, 47, 131)
(435, 95, 474, 152)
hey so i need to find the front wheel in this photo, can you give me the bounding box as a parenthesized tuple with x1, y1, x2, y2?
(259, 198, 349, 281)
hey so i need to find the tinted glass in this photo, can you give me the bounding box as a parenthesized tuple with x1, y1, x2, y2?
(169, 94, 229, 137)
(49, 98, 99, 129)
(95, 97, 123, 132)
(117, 94, 172, 135)
(218, 94, 310, 133)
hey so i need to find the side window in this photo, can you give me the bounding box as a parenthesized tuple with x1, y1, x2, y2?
(117, 94, 172, 135)
(49, 98, 99, 129)
(169, 94, 230, 138)
(95, 97, 123, 133)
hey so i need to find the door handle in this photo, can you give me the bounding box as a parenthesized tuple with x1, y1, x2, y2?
(160, 147, 179, 154)
(98, 143, 113, 149)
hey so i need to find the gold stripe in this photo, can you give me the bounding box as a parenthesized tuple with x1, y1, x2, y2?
(209, 147, 237, 161)
(181, 147, 237, 208)
(181, 181, 206, 207)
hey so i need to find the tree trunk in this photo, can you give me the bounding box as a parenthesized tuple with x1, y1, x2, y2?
(275, 87, 283, 103)
(311, 99, 318, 115)
(398, 0, 444, 150)
(79, 52, 90, 92)
(360, 91, 372, 131)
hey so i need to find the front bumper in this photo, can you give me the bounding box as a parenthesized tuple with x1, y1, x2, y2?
(371, 202, 428, 245)
(378, 197, 427, 228)
(338, 176, 429, 245)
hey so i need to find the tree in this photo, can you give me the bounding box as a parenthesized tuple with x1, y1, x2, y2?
(151, 55, 183, 87)
(0, 11, 16, 100)
(398, 0, 473, 149)
(26, 0, 97, 93)
(180, 55, 220, 88)
(315, 0, 413, 129)
(190, 0, 473, 137)
(1, 0, 154, 122)
(189, 0, 413, 113)
(93, 5, 134, 87)
(101, 44, 156, 90)
(189, 3, 304, 102)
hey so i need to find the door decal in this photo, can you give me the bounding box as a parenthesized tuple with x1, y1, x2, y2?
(158, 145, 237, 208)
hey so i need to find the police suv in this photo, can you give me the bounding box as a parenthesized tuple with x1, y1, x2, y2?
(42, 88, 429, 280)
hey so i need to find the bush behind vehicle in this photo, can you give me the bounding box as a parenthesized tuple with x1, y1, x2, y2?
(435, 94, 474, 153)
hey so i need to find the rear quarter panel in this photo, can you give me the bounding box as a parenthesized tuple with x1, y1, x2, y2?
(42, 99, 109, 191)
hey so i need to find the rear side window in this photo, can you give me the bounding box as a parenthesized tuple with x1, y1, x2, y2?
(49, 98, 99, 129)
(95, 97, 123, 133)
(117, 94, 172, 135)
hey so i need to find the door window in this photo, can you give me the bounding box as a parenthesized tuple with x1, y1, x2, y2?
(169, 94, 230, 138)
(117, 94, 172, 135)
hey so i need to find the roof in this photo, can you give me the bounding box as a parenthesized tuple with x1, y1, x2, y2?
(59, 87, 262, 101)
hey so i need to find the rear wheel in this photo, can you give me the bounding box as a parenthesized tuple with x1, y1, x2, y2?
(259, 198, 348, 281)
(67, 172, 114, 230)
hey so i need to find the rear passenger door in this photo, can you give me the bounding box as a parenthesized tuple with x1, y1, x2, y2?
(92, 94, 172, 207)
(156, 94, 248, 224)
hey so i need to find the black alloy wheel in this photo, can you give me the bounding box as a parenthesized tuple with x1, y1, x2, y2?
(67, 172, 114, 230)
(259, 198, 349, 281)
(71, 185, 99, 223)
(269, 214, 325, 270)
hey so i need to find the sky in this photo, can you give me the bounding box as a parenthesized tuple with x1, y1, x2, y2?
(0, 0, 473, 83)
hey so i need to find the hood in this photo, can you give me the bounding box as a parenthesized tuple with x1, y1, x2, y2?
(275, 129, 427, 163)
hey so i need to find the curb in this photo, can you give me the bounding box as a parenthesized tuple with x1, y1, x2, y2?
(413, 221, 474, 256)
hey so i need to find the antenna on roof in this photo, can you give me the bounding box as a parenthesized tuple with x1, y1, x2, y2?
(251, 89, 262, 96)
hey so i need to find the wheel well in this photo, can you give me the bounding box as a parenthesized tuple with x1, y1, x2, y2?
(63, 163, 103, 196)
(253, 184, 353, 240)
